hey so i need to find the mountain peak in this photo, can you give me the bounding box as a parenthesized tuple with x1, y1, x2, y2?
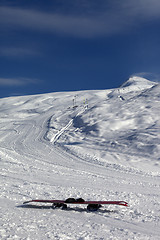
(121, 76, 156, 88)
(118, 76, 157, 94)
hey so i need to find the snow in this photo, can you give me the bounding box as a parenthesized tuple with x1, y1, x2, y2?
(0, 76, 160, 239)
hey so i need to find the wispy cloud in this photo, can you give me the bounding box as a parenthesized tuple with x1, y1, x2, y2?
(0, 1, 160, 38)
(0, 47, 39, 58)
(0, 77, 38, 86)
(0, 6, 105, 38)
(119, 0, 160, 19)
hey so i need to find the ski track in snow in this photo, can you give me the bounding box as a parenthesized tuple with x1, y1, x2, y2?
(0, 77, 160, 239)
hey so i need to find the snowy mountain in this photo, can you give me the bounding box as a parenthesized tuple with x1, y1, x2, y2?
(0, 76, 160, 239)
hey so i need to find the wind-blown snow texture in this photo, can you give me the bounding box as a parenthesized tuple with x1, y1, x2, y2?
(0, 76, 160, 239)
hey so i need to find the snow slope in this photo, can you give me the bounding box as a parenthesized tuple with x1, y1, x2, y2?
(0, 76, 160, 239)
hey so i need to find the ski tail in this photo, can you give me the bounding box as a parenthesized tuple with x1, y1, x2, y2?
(23, 199, 59, 204)
(23, 201, 31, 204)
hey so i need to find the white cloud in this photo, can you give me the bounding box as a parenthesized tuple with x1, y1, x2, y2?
(0, 47, 39, 58)
(0, 77, 38, 86)
(0, 6, 106, 37)
(120, 0, 160, 19)
(0, 1, 160, 38)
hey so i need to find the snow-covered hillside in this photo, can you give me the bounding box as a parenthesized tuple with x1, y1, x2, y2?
(0, 76, 160, 239)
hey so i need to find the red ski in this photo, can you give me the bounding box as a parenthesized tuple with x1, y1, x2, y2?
(23, 198, 128, 211)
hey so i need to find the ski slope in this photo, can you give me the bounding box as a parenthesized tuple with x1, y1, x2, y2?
(0, 76, 160, 239)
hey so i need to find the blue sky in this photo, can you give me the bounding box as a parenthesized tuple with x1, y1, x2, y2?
(0, 0, 160, 98)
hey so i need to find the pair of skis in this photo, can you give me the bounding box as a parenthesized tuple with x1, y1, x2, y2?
(23, 198, 128, 211)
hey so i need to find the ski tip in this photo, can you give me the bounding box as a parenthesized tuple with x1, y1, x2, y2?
(119, 201, 129, 207)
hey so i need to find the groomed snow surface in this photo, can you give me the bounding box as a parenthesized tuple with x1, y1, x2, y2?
(0, 76, 160, 240)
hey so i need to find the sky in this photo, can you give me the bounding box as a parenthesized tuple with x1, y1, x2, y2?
(0, 0, 160, 98)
